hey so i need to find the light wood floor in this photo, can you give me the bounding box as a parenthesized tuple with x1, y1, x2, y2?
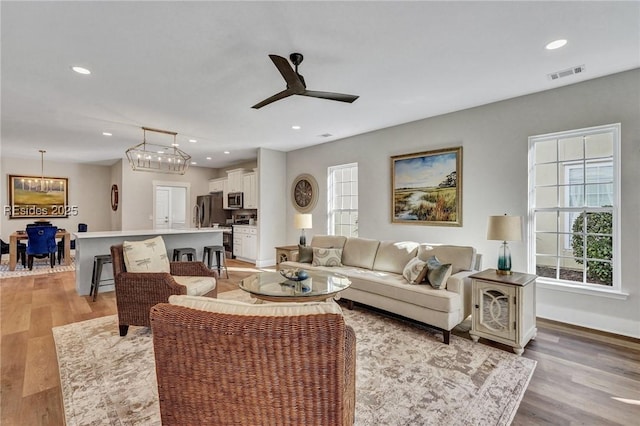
(1, 260, 639, 425)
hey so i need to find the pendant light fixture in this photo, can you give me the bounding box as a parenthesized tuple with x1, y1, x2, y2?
(126, 127, 191, 175)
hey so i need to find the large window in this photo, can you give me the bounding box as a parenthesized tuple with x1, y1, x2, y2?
(328, 163, 358, 237)
(528, 124, 619, 290)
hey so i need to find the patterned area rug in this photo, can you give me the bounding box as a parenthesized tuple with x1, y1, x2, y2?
(0, 257, 75, 278)
(53, 290, 536, 426)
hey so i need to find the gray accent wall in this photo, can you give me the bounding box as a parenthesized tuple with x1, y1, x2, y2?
(286, 69, 640, 338)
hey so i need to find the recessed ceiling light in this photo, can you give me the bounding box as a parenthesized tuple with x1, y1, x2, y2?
(171, 143, 179, 147)
(224, 151, 230, 154)
(291, 125, 301, 130)
(191, 161, 197, 165)
(206, 157, 212, 160)
(71, 66, 91, 75)
(189, 139, 197, 143)
(102, 132, 112, 136)
(545, 39, 567, 50)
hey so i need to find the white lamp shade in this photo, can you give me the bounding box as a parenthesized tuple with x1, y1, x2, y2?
(294, 213, 312, 229)
(487, 215, 522, 242)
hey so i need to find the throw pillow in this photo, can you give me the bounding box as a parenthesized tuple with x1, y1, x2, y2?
(297, 244, 313, 263)
(123, 236, 170, 273)
(426, 256, 452, 289)
(312, 248, 343, 267)
(402, 257, 428, 284)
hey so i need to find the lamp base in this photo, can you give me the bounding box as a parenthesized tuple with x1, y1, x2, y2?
(496, 269, 513, 275)
(299, 235, 306, 246)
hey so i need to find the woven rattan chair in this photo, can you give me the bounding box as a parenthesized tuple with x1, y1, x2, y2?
(110, 244, 218, 336)
(150, 301, 356, 425)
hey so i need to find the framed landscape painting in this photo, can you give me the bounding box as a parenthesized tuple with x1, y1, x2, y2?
(8, 175, 69, 219)
(391, 147, 462, 226)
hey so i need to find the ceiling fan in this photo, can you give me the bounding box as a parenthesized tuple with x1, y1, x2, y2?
(252, 53, 359, 109)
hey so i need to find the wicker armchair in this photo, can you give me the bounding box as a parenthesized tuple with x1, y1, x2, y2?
(110, 244, 218, 336)
(150, 301, 356, 425)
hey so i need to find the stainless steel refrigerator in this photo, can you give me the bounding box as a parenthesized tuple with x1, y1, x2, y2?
(196, 192, 230, 227)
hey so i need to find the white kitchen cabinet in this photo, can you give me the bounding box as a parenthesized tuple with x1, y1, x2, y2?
(222, 179, 229, 209)
(233, 225, 257, 262)
(208, 178, 226, 193)
(242, 171, 258, 209)
(226, 169, 246, 193)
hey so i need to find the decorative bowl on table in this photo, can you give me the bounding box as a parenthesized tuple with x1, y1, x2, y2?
(279, 268, 309, 282)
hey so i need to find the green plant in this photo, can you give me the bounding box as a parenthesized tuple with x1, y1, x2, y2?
(571, 211, 612, 285)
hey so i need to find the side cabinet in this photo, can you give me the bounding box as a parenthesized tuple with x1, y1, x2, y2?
(469, 269, 537, 355)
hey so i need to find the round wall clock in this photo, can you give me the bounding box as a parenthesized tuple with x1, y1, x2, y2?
(111, 184, 119, 211)
(291, 174, 318, 213)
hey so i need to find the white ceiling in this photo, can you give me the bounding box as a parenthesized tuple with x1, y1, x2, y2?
(2, 1, 639, 169)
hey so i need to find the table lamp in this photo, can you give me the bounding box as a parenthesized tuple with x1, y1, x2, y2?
(294, 214, 312, 246)
(487, 214, 522, 275)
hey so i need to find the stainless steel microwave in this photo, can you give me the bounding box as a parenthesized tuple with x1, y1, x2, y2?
(228, 192, 243, 209)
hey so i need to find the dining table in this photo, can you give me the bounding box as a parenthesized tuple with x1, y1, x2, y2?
(8, 229, 71, 271)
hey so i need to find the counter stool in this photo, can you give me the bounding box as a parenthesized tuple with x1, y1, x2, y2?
(203, 245, 228, 278)
(90, 254, 113, 302)
(173, 247, 196, 261)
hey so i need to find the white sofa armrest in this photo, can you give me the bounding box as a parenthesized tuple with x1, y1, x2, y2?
(446, 270, 476, 320)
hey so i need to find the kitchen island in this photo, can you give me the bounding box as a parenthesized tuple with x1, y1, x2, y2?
(74, 228, 224, 296)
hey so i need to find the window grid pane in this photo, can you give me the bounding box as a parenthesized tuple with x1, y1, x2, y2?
(328, 163, 358, 237)
(530, 125, 617, 288)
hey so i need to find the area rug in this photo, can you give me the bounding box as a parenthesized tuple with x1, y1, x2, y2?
(53, 290, 536, 426)
(0, 257, 75, 279)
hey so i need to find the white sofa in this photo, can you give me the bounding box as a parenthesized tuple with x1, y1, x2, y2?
(280, 235, 481, 344)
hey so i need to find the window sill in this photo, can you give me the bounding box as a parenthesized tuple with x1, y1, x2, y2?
(536, 278, 628, 300)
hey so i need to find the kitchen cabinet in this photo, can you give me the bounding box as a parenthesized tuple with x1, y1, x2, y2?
(233, 225, 257, 262)
(243, 171, 258, 209)
(226, 169, 246, 193)
(208, 177, 226, 193)
(469, 269, 537, 355)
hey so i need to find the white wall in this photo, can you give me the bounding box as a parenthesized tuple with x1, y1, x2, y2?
(120, 163, 214, 230)
(1, 158, 112, 235)
(285, 69, 640, 338)
(256, 148, 287, 267)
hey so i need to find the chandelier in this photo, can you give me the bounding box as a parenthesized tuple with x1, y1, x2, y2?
(126, 127, 191, 174)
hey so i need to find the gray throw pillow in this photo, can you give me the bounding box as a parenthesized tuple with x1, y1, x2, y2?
(298, 245, 313, 263)
(312, 248, 343, 267)
(426, 256, 452, 289)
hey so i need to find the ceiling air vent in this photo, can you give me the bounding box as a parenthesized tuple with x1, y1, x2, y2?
(548, 65, 586, 81)
(319, 133, 333, 138)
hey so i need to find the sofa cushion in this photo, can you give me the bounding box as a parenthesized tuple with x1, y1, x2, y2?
(402, 257, 428, 284)
(418, 244, 477, 274)
(342, 237, 380, 270)
(346, 269, 460, 313)
(312, 248, 343, 267)
(173, 276, 217, 296)
(372, 241, 420, 274)
(298, 245, 313, 263)
(425, 256, 452, 289)
(169, 295, 343, 316)
(310, 235, 347, 249)
(123, 236, 170, 273)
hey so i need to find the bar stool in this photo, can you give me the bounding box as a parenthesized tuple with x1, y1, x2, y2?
(203, 245, 229, 278)
(90, 254, 113, 302)
(173, 247, 196, 261)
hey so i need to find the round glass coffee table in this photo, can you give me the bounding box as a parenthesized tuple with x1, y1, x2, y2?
(239, 270, 351, 303)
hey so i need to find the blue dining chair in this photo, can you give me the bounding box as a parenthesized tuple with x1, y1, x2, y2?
(26, 226, 58, 270)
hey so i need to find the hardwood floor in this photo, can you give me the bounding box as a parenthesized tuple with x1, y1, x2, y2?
(1, 262, 638, 425)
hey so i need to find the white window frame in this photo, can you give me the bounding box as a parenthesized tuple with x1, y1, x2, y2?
(327, 163, 358, 237)
(528, 123, 622, 297)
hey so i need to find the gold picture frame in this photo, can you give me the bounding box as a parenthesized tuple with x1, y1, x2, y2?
(391, 147, 462, 226)
(8, 174, 69, 219)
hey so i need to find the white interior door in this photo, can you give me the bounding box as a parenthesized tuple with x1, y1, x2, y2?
(155, 188, 171, 229)
(154, 185, 188, 230)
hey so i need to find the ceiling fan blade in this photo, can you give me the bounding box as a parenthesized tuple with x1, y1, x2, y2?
(251, 89, 295, 109)
(300, 90, 359, 103)
(268, 54, 305, 90)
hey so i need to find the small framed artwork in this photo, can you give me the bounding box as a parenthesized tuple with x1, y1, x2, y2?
(391, 147, 462, 226)
(8, 175, 69, 219)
